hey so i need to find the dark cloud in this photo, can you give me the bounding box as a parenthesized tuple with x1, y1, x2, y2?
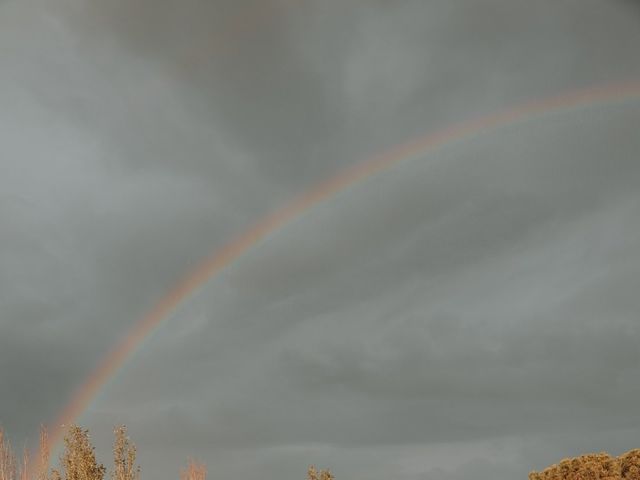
(1, 0, 639, 479)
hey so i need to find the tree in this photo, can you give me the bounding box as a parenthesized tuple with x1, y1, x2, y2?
(56, 426, 106, 480)
(112, 426, 139, 480)
(0, 429, 29, 480)
(180, 459, 206, 480)
(19, 447, 27, 480)
(307, 465, 334, 480)
(0, 429, 17, 480)
(38, 425, 51, 480)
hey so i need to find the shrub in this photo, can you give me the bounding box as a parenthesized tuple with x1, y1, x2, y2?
(307, 465, 334, 480)
(530, 449, 640, 480)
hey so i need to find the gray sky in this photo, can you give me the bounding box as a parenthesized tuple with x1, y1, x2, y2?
(1, 1, 640, 479)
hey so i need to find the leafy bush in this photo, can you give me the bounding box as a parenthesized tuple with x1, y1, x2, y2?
(530, 450, 640, 480)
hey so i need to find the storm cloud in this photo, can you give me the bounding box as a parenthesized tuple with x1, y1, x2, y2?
(1, 1, 640, 480)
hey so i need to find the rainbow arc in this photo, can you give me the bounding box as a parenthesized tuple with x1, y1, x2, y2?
(42, 79, 640, 462)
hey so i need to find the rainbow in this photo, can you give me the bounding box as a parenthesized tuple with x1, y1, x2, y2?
(44, 80, 640, 456)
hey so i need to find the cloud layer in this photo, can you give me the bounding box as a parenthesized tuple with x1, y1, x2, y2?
(1, 1, 639, 480)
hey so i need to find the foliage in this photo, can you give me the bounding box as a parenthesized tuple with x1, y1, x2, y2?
(180, 459, 206, 480)
(307, 465, 334, 480)
(530, 450, 640, 480)
(112, 426, 139, 480)
(0, 428, 29, 480)
(38, 426, 50, 480)
(56, 426, 106, 480)
(0, 429, 17, 480)
(0, 425, 336, 480)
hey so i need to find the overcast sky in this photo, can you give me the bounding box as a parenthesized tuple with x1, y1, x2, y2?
(1, 1, 640, 480)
